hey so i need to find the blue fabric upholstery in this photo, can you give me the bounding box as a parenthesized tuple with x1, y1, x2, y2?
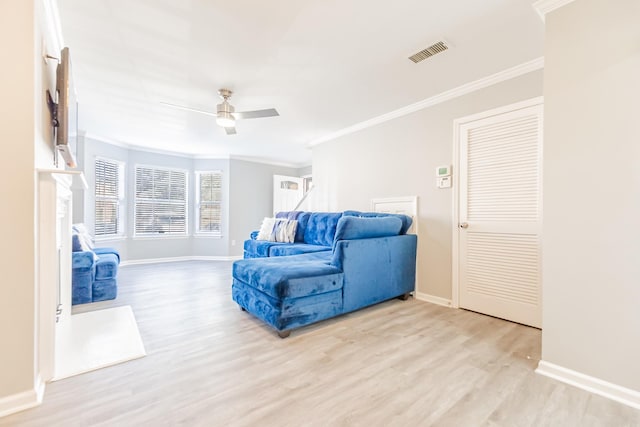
(71, 225, 120, 305)
(333, 216, 402, 243)
(334, 235, 417, 313)
(233, 215, 417, 335)
(303, 212, 342, 247)
(232, 281, 343, 331)
(268, 243, 330, 257)
(233, 256, 342, 299)
(95, 253, 119, 280)
(244, 239, 282, 258)
(343, 210, 413, 235)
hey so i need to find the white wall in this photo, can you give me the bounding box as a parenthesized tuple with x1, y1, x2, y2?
(228, 159, 298, 256)
(541, 0, 640, 392)
(310, 71, 543, 299)
(0, 0, 58, 408)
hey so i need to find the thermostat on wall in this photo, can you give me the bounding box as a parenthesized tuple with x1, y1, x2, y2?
(436, 165, 451, 177)
(436, 165, 452, 189)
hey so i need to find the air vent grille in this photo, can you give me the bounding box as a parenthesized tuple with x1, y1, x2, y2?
(409, 41, 448, 63)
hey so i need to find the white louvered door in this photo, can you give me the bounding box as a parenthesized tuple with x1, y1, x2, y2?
(458, 101, 543, 328)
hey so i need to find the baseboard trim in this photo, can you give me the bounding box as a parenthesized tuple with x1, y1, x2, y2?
(0, 376, 45, 418)
(415, 292, 452, 307)
(536, 360, 640, 410)
(120, 255, 242, 266)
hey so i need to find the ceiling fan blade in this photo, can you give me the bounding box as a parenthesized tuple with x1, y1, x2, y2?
(234, 108, 279, 120)
(224, 127, 237, 135)
(160, 102, 217, 117)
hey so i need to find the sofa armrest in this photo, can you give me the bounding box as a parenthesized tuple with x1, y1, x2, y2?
(93, 247, 120, 263)
(333, 234, 417, 313)
(72, 251, 97, 271)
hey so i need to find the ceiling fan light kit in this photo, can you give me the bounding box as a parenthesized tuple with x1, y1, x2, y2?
(160, 88, 278, 135)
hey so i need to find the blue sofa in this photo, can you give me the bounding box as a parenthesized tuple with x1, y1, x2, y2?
(233, 212, 417, 337)
(71, 225, 120, 305)
(243, 210, 413, 259)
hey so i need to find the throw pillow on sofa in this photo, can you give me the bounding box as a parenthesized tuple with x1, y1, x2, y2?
(256, 217, 298, 243)
(72, 223, 95, 252)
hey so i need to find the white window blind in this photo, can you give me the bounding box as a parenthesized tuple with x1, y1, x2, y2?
(196, 171, 222, 235)
(135, 166, 187, 235)
(95, 158, 124, 237)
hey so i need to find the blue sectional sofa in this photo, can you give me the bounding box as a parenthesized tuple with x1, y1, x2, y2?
(71, 225, 120, 305)
(243, 210, 413, 258)
(233, 212, 417, 337)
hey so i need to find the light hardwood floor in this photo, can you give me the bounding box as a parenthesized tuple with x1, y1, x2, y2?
(2, 261, 639, 426)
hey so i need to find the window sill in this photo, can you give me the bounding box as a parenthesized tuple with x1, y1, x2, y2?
(132, 235, 189, 241)
(194, 234, 223, 239)
(95, 235, 126, 242)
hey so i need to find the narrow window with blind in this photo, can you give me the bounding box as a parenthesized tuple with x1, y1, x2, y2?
(134, 166, 187, 236)
(95, 158, 124, 237)
(196, 171, 222, 236)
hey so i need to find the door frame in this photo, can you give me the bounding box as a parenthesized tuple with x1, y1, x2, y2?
(451, 96, 544, 309)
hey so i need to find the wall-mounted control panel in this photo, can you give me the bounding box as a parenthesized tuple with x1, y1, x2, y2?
(436, 165, 452, 189)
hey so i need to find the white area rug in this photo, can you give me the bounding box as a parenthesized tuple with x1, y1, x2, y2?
(53, 305, 146, 380)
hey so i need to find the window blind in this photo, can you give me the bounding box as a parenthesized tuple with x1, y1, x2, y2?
(197, 171, 222, 235)
(95, 158, 122, 236)
(135, 166, 187, 235)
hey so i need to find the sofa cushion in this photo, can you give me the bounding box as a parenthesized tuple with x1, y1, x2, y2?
(334, 216, 403, 242)
(93, 247, 120, 263)
(72, 251, 97, 272)
(93, 278, 118, 302)
(268, 243, 331, 257)
(303, 212, 343, 247)
(244, 239, 283, 258)
(95, 253, 119, 280)
(343, 210, 413, 235)
(233, 253, 342, 299)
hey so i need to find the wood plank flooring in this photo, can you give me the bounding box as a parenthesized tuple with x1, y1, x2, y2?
(2, 261, 638, 426)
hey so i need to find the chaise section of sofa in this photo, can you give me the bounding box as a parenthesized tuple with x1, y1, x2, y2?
(233, 215, 417, 337)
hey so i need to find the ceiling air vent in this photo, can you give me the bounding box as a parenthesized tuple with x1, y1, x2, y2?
(408, 41, 448, 64)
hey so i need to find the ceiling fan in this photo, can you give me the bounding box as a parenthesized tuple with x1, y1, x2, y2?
(160, 89, 279, 135)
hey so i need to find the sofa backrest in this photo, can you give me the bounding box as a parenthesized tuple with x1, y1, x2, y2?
(303, 212, 343, 247)
(331, 216, 404, 268)
(343, 210, 413, 235)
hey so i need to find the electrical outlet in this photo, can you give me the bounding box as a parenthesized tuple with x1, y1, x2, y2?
(231, 240, 236, 246)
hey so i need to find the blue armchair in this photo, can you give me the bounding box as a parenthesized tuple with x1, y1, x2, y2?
(71, 225, 120, 305)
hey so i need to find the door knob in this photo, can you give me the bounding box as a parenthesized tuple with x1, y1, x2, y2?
(459, 222, 469, 229)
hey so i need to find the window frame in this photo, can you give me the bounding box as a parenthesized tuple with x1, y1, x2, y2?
(195, 170, 223, 237)
(133, 164, 189, 238)
(94, 156, 125, 240)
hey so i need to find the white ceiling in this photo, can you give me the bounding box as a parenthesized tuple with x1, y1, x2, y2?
(57, 0, 544, 167)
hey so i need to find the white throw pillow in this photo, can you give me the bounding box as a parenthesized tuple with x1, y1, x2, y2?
(256, 217, 277, 241)
(255, 217, 298, 243)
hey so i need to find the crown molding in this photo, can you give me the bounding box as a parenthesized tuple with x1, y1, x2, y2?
(533, 0, 577, 22)
(308, 57, 544, 147)
(229, 155, 306, 169)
